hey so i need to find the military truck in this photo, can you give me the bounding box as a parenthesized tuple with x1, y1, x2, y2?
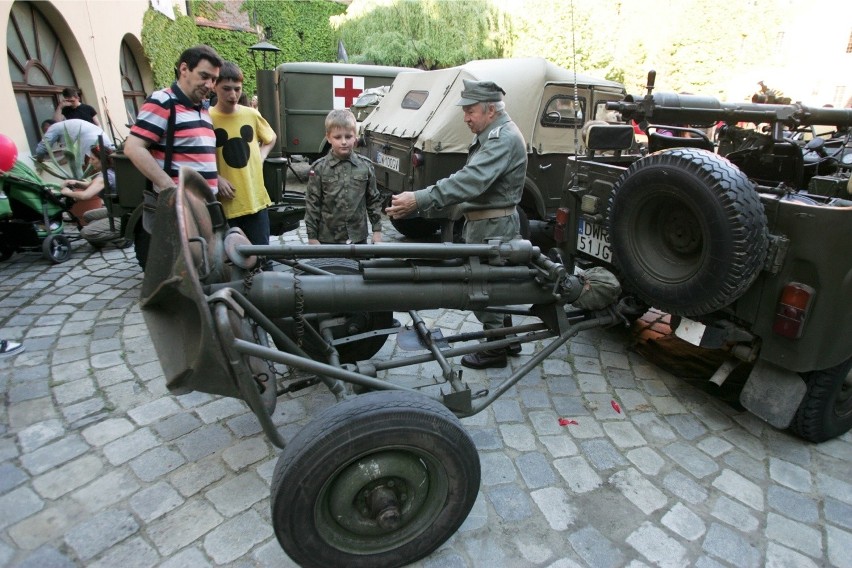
(256, 61, 418, 164)
(555, 73, 852, 442)
(356, 57, 628, 239)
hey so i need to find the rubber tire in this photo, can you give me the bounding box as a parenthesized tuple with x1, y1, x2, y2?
(298, 258, 393, 363)
(390, 216, 439, 239)
(271, 390, 480, 568)
(608, 148, 768, 316)
(42, 234, 71, 263)
(517, 205, 530, 239)
(791, 357, 852, 443)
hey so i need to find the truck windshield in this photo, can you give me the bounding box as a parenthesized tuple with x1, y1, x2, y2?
(542, 96, 585, 127)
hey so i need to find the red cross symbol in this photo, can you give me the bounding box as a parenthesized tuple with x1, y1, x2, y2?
(334, 77, 363, 107)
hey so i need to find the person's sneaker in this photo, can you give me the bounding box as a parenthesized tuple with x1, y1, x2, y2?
(0, 339, 24, 358)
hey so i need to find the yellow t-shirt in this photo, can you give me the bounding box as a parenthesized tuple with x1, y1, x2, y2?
(209, 105, 275, 218)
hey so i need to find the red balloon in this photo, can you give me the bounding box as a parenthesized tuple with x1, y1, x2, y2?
(0, 134, 18, 173)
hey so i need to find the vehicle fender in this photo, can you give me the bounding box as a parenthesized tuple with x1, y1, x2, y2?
(739, 358, 807, 429)
(520, 176, 546, 219)
(316, 140, 331, 158)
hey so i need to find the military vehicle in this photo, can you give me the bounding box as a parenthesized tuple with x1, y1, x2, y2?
(140, 166, 624, 567)
(134, 70, 852, 568)
(356, 57, 628, 239)
(554, 72, 852, 443)
(256, 61, 418, 165)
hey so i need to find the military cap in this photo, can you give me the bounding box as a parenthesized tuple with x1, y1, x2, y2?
(456, 79, 506, 106)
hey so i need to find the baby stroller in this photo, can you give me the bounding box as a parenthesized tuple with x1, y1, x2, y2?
(0, 163, 80, 263)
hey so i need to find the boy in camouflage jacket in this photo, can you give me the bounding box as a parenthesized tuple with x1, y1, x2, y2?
(304, 110, 383, 245)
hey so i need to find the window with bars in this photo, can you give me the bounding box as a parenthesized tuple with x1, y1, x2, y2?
(120, 40, 147, 128)
(7, 1, 78, 151)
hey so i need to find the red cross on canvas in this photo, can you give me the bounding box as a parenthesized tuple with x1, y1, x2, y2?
(333, 75, 365, 109)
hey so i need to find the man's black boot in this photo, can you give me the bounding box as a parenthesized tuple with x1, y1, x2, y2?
(461, 348, 507, 369)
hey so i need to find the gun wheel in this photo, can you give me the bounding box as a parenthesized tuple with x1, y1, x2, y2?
(296, 258, 394, 363)
(608, 148, 768, 316)
(389, 216, 440, 239)
(271, 390, 480, 568)
(792, 356, 852, 442)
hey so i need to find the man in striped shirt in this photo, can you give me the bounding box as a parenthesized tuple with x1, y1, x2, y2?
(124, 44, 223, 268)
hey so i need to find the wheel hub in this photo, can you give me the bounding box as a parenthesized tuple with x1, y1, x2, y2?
(326, 450, 429, 537)
(661, 207, 700, 255)
(367, 485, 402, 530)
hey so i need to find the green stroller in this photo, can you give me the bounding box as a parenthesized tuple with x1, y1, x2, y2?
(0, 161, 78, 263)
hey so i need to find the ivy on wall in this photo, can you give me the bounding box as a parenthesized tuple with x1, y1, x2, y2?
(196, 26, 260, 96)
(140, 1, 347, 98)
(141, 8, 199, 89)
(243, 0, 346, 63)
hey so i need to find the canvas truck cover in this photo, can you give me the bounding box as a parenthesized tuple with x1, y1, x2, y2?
(361, 58, 626, 155)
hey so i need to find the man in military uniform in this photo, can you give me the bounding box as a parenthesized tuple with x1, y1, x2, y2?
(386, 79, 527, 369)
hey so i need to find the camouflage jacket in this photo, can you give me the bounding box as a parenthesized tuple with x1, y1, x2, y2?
(304, 151, 383, 243)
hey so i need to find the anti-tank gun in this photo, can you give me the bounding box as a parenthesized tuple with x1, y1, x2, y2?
(139, 167, 625, 568)
(556, 71, 852, 452)
(606, 71, 852, 193)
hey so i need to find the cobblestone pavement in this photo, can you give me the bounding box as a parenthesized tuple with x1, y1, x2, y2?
(1, 173, 851, 567)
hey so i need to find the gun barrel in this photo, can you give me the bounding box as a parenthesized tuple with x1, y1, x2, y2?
(608, 92, 852, 128)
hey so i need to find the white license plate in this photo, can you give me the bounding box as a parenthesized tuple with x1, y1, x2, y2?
(577, 218, 612, 262)
(376, 151, 400, 172)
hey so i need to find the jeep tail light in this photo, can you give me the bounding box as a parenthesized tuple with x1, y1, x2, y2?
(411, 150, 424, 168)
(772, 282, 815, 339)
(553, 207, 570, 243)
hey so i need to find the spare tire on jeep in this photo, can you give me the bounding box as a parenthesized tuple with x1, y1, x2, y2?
(607, 148, 768, 316)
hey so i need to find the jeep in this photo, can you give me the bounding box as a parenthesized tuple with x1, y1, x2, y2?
(555, 72, 852, 442)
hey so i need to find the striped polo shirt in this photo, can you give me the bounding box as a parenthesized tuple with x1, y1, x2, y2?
(129, 82, 218, 192)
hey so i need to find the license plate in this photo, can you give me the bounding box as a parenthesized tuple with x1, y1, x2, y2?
(577, 218, 612, 262)
(376, 151, 400, 172)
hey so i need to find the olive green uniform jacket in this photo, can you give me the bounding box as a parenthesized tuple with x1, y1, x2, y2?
(304, 151, 383, 244)
(413, 112, 527, 329)
(412, 112, 527, 244)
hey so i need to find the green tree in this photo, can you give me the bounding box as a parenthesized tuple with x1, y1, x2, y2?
(243, 0, 346, 62)
(501, 0, 627, 83)
(331, 0, 512, 69)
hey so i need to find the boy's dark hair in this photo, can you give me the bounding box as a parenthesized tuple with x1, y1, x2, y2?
(216, 61, 244, 84)
(41, 119, 56, 130)
(176, 45, 224, 74)
(61, 87, 80, 98)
